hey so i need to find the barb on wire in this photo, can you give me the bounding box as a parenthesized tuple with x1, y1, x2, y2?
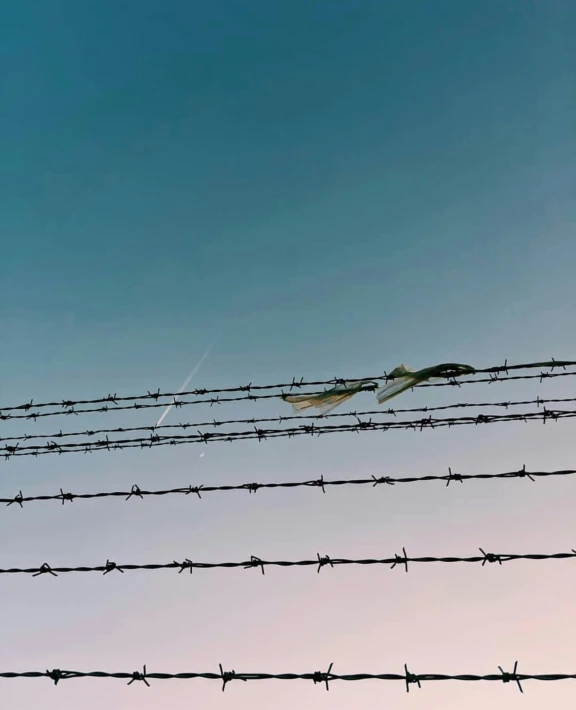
(404, 664, 421, 692)
(2, 408, 576, 459)
(391, 548, 409, 573)
(3, 464, 568, 510)
(316, 554, 334, 573)
(244, 556, 265, 575)
(103, 560, 124, 575)
(499, 661, 524, 693)
(480, 548, 503, 566)
(0, 662, 574, 690)
(1, 548, 576, 579)
(1, 359, 575, 421)
(5, 394, 576, 446)
(127, 666, 150, 687)
(219, 663, 246, 691)
(313, 662, 334, 690)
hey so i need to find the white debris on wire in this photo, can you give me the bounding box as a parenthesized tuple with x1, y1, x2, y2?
(282, 380, 373, 415)
(376, 363, 475, 404)
(283, 362, 476, 414)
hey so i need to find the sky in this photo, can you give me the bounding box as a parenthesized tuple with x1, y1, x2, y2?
(1, 0, 575, 707)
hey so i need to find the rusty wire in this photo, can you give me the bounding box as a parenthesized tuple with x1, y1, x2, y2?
(3, 394, 575, 446)
(1, 407, 575, 459)
(1, 465, 566, 510)
(2, 547, 576, 579)
(1, 359, 574, 422)
(0, 660, 569, 692)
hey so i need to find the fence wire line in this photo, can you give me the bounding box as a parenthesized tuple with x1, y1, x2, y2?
(0, 661, 569, 692)
(4, 395, 576, 446)
(2, 407, 575, 459)
(2, 466, 569, 509)
(1, 359, 574, 421)
(3, 548, 576, 579)
(3, 370, 574, 423)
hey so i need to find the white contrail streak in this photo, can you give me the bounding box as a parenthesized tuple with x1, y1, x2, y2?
(155, 334, 221, 427)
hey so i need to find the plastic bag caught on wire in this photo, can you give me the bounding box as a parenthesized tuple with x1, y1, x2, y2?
(376, 363, 476, 404)
(283, 380, 374, 415)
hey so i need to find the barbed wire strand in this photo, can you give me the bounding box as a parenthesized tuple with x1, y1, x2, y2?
(2, 407, 575, 459)
(4, 370, 574, 423)
(2, 466, 569, 509)
(0, 661, 571, 692)
(4, 395, 575, 446)
(1, 359, 574, 421)
(2, 549, 576, 579)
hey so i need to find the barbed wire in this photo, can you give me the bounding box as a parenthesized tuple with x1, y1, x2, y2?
(3, 395, 575, 446)
(6, 359, 573, 699)
(3, 370, 574, 423)
(1, 359, 574, 422)
(2, 548, 576, 579)
(2, 407, 574, 459)
(0, 660, 570, 692)
(2, 465, 567, 509)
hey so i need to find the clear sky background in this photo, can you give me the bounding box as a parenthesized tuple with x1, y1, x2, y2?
(1, 0, 575, 707)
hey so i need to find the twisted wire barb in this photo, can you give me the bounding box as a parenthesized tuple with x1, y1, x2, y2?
(2, 465, 563, 509)
(4, 395, 575, 446)
(1, 359, 574, 421)
(2, 407, 575, 459)
(2, 548, 576, 578)
(0, 661, 563, 691)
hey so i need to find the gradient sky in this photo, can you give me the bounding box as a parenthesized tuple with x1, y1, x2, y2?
(1, 1, 575, 708)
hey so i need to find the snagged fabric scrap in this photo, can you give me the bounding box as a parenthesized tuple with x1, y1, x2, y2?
(283, 380, 374, 415)
(376, 363, 476, 404)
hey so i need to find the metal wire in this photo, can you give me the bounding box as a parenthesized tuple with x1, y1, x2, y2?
(2, 407, 574, 459)
(3, 548, 576, 578)
(1, 359, 574, 422)
(0, 660, 568, 692)
(1, 465, 564, 509)
(4, 395, 574, 446)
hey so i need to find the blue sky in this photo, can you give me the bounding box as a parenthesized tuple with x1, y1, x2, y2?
(1, 1, 575, 708)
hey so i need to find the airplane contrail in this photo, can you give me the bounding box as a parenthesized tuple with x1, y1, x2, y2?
(155, 333, 222, 428)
